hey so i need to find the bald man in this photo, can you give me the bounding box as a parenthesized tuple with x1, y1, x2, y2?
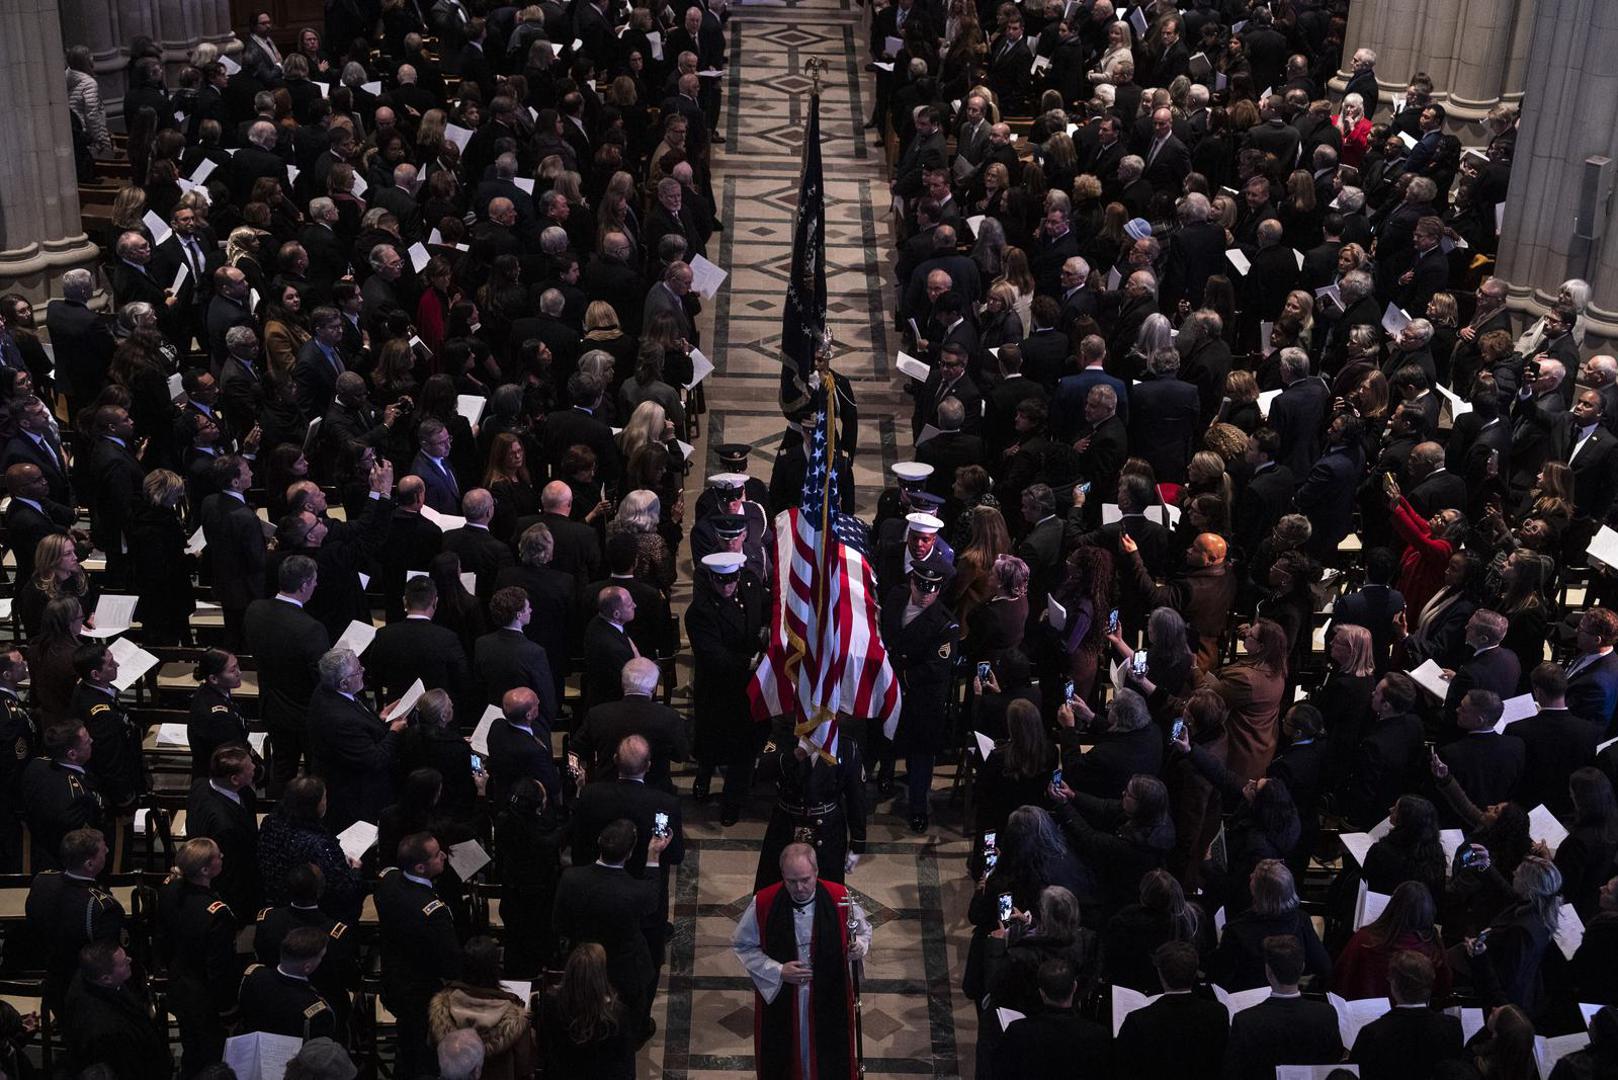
(485, 687, 558, 803)
(1120, 530, 1238, 670)
(3, 462, 76, 583)
(379, 473, 445, 621)
(511, 480, 603, 584)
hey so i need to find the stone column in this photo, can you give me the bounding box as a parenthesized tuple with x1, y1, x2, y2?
(62, 0, 241, 124)
(1332, 0, 1536, 132)
(0, 0, 101, 299)
(1493, 0, 1618, 342)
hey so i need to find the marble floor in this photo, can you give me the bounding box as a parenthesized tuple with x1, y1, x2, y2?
(639, 0, 982, 1074)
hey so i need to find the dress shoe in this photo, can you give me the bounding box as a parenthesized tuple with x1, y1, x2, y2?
(692, 774, 712, 802)
(909, 813, 929, 834)
(721, 808, 740, 827)
(876, 777, 895, 799)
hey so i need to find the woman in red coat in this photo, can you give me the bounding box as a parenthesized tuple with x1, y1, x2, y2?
(1386, 475, 1465, 617)
(1334, 880, 1453, 1001)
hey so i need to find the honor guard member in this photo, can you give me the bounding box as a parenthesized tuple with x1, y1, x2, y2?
(18, 720, 106, 870)
(71, 642, 148, 815)
(686, 551, 769, 825)
(186, 649, 260, 781)
(0, 646, 39, 869)
(237, 926, 339, 1042)
(876, 511, 955, 592)
(767, 412, 857, 517)
(753, 728, 869, 892)
(872, 461, 934, 538)
(375, 833, 464, 1079)
(24, 827, 125, 1015)
(696, 444, 770, 516)
(255, 862, 356, 1035)
(693, 512, 768, 582)
(692, 473, 770, 553)
(157, 838, 244, 1076)
(877, 562, 961, 834)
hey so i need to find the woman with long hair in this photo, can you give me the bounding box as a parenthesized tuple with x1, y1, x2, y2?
(1516, 460, 1575, 540)
(17, 534, 95, 638)
(1334, 881, 1452, 1001)
(1103, 868, 1209, 992)
(1164, 689, 1230, 889)
(1489, 550, 1553, 684)
(985, 885, 1102, 1017)
(1557, 768, 1618, 919)
(256, 776, 362, 923)
(1364, 794, 1449, 899)
(27, 596, 85, 725)
(974, 698, 1057, 845)
(966, 554, 1029, 662)
(995, 245, 1036, 328)
(1108, 605, 1205, 720)
(1216, 618, 1289, 782)
(430, 551, 489, 658)
(262, 283, 312, 377)
(948, 506, 1012, 627)
(978, 280, 1023, 349)
(1437, 1004, 1537, 1080)
(1257, 550, 1321, 681)
(415, 256, 459, 362)
(483, 431, 539, 538)
(542, 944, 634, 1078)
(585, 301, 638, 377)
(1051, 545, 1116, 706)
(1456, 856, 1563, 1020)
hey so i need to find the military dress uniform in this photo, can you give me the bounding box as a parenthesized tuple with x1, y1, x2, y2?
(753, 734, 868, 892)
(877, 565, 962, 832)
(685, 552, 768, 823)
(73, 681, 148, 811)
(17, 759, 105, 870)
(186, 682, 254, 779)
(690, 506, 770, 581)
(237, 963, 338, 1041)
(374, 866, 463, 1078)
(0, 687, 39, 869)
(25, 869, 126, 1012)
(871, 461, 935, 540)
(694, 445, 771, 518)
(255, 903, 355, 1034)
(156, 878, 242, 1077)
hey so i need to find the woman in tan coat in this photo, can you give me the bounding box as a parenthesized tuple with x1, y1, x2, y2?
(427, 937, 537, 1080)
(1215, 618, 1288, 782)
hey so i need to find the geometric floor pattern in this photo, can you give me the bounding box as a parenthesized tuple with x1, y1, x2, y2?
(642, 0, 982, 1074)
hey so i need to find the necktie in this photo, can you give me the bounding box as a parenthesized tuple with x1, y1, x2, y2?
(184, 238, 204, 282)
(439, 458, 459, 497)
(627, 630, 641, 658)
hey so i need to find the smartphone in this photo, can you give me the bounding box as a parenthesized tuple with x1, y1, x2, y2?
(1131, 653, 1149, 676)
(1460, 847, 1485, 869)
(567, 751, 581, 772)
(984, 849, 999, 874)
(977, 661, 991, 680)
(1106, 608, 1119, 635)
(653, 811, 671, 838)
(1171, 718, 1186, 741)
(1078, 481, 1092, 495)
(1475, 928, 1491, 947)
(997, 892, 1014, 923)
(1063, 679, 1075, 702)
(1051, 767, 1063, 789)
(470, 753, 483, 773)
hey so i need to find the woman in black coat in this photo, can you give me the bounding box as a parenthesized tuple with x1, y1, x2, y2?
(1207, 858, 1333, 990)
(1555, 768, 1618, 920)
(127, 469, 195, 645)
(494, 779, 568, 978)
(1455, 855, 1562, 1021)
(973, 698, 1057, 848)
(1362, 793, 1450, 899)
(1315, 624, 1377, 797)
(1103, 868, 1214, 992)
(1052, 774, 1176, 924)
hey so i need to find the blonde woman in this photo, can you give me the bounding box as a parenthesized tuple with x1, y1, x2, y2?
(617, 399, 674, 466)
(18, 534, 96, 638)
(1090, 20, 1134, 83)
(996, 246, 1036, 328)
(1335, 92, 1373, 167)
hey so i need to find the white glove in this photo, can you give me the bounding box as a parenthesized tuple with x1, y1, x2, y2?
(845, 852, 860, 873)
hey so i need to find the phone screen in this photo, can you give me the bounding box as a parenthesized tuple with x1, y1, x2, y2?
(654, 811, 670, 837)
(984, 849, 999, 874)
(984, 831, 997, 850)
(567, 752, 581, 771)
(1051, 767, 1063, 789)
(1132, 652, 1149, 676)
(1106, 608, 1119, 634)
(1063, 679, 1075, 701)
(977, 661, 991, 680)
(1078, 481, 1092, 494)
(469, 753, 483, 773)
(998, 893, 1013, 923)
(1171, 719, 1186, 741)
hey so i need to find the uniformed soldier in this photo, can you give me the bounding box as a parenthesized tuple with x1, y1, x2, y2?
(692, 473, 769, 558)
(186, 649, 260, 781)
(70, 642, 148, 813)
(685, 551, 768, 824)
(156, 837, 243, 1077)
(238, 926, 339, 1042)
(24, 827, 125, 1014)
(696, 444, 770, 517)
(17, 719, 106, 870)
(254, 862, 356, 1035)
(872, 461, 934, 538)
(61, 942, 173, 1080)
(691, 511, 768, 582)
(0, 646, 37, 870)
(877, 563, 962, 834)
(375, 832, 464, 1079)
(767, 414, 857, 517)
(875, 511, 956, 592)
(753, 727, 869, 892)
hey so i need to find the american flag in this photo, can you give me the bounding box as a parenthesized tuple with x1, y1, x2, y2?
(746, 379, 901, 757)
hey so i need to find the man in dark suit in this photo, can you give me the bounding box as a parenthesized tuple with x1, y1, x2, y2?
(1567, 609, 1618, 733)
(47, 269, 116, 418)
(297, 203, 350, 304)
(1349, 951, 1463, 1080)
(911, 345, 982, 440)
(474, 587, 559, 722)
(1267, 349, 1330, 477)
(518, 480, 603, 584)
(1405, 441, 1469, 518)
(1223, 936, 1343, 1080)
(992, 957, 1111, 1079)
(492, 522, 578, 705)
(1014, 483, 1065, 632)
(292, 307, 348, 419)
(1233, 429, 1297, 562)
(545, 371, 622, 481)
(84, 406, 145, 587)
(583, 586, 641, 711)
(4, 461, 75, 582)
(1073, 383, 1128, 501)
(1344, 673, 1426, 828)
(1128, 352, 1201, 484)
(1117, 942, 1229, 1080)
(199, 455, 266, 651)
(891, 106, 947, 203)
(572, 658, 689, 793)
(569, 735, 684, 1008)
(367, 576, 470, 705)
(408, 417, 462, 516)
(552, 819, 664, 1042)
(106, 231, 173, 319)
(1342, 49, 1382, 116)
(244, 557, 331, 790)
(984, 16, 1034, 112)
(583, 232, 647, 335)
(378, 477, 443, 622)
(1141, 107, 1192, 194)
(227, 121, 291, 206)
(1295, 412, 1367, 559)
(1440, 610, 1522, 729)
(455, 17, 496, 96)
(485, 687, 559, 803)
(1514, 663, 1602, 815)
(1162, 196, 1226, 311)
(1437, 690, 1526, 815)
(915, 398, 983, 503)
(305, 647, 408, 834)
(442, 490, 514, 600)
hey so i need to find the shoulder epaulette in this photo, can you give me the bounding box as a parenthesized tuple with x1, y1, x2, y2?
(329, 922, 349, 940)
(256, 907, 272, 922)
(243, 963, 264, 975)
(304, 1001, 330, 1018)
(211, 704, 232, 713)
(378, 865, 399, 878)
(207, 900, 232, 917)
(422, 899, 446, 917)
(39, 869, 61, 877)
(89, 703, 112, 716)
